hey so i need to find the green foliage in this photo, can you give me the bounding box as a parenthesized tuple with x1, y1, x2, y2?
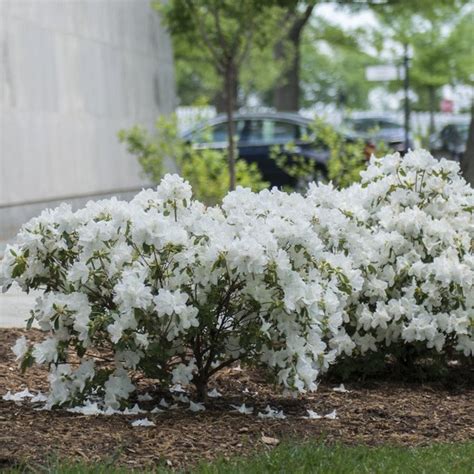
(156, 0, 294, 104)
(313, 119, 369, 188)
(374, 1, 472, 114)
(169, 4, 288, 107)
(300, 19, 377, 110)
(118, 116, 268, 205)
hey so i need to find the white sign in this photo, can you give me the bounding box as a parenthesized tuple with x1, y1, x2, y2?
(366, 65, 402, 82)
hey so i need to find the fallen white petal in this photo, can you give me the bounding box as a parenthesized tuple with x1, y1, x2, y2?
(189, 401, 206, 412)
(174, 394, 190, 403)
(30, 392, 48, 403)
(231, 403, 253, 415)
(304, 409, 322, 420)
(2, 388, 34, 401)
(131, 418, 155, 427)
(137, 393, 153, 402)
(170, 384, 186, 393)
(332, 384, 350, 393)
(258, 405, 286, 420)
(67, 402, 104, 416)
(159, 398, 170, 408)
(207, 388, 222, 398)
(123, 404, 146, 415)
(324, 409, 338, 420)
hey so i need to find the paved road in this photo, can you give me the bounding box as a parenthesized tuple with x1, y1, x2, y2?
(0, 284, 40, 328)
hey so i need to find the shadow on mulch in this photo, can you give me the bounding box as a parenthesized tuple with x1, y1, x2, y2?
(1, 328, 473, 470)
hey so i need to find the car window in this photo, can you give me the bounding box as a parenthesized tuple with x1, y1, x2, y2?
(240, 119, 299, 144)
(271, 121, 299, 141)
(193, 121, 244, 144)
(240, 119, 265, 143)
(299, 126, 311, 140)
(377, 120, 400, 129)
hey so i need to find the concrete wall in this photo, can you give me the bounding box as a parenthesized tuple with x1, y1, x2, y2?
(0, 0, 175, 243)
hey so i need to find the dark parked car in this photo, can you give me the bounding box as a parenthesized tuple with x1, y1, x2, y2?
(430, 121, 469, 162)
(183, 112, 412, 189)
(182, 112, 329, 188)
(342, 116, 413, 154)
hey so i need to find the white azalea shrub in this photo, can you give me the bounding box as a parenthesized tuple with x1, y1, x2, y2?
(1, 150, 473, 408)
(1, 176, 359, 408)
(307, 150, 474, 361)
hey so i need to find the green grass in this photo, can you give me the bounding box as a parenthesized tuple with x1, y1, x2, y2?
(7, 441, 474, 474)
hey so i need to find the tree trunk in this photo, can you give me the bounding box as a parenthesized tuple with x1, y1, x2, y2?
(224, 62, 237, 190)
(194, 375, 208, 402)
(214, 75, 238, 113)
(428, 86, 436, 138)
(273, 5, 314, 112)
(274, 32, 301, 111)
(461, 102, 474, 187)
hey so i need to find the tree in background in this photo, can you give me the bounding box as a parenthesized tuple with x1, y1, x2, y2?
(271, 0, 405, 112)
(170, 6, 286, 110)
(410, 23, 454, 136)
(273, 2, 315, 111)
(375, 2, 470, 138)
(157, 0, 295, 191)
(300, 20, 376, 110)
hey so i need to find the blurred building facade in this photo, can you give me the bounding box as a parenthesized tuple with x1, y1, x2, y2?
(0, 0, 175, 243)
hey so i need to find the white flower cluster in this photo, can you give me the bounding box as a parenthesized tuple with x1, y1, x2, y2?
(1, 150, 472, 408)
(306, 150, 473, 358)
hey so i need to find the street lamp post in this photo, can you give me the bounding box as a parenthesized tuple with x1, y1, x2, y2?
(403, 43, 411, 151)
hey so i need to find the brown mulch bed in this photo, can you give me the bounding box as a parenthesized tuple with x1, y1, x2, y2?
(1, 329, 473, 470)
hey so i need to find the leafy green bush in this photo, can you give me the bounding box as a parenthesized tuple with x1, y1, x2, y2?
(118, 116, 268, 205)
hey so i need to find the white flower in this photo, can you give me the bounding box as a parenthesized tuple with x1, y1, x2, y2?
(153, 289, 189, 317)
(104, 369, 135, 409)
(67, 262, 89, 285)
(155, 173, 192, 205)
(171, 360, 196, 386)
(32, 338, 59, 364)
(12, 336, 28, 361)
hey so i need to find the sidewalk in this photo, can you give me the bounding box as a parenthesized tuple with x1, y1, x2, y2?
(0, 284, 40, 328)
